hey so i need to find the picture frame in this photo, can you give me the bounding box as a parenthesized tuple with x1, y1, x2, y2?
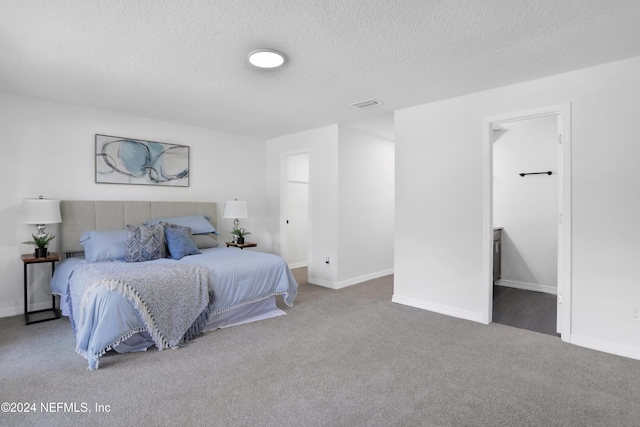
(95, 134, 189, 187)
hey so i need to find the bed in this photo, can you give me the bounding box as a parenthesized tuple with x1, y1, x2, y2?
(50, 200, 298, 370)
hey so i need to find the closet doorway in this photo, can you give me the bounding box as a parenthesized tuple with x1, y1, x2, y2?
(483, 104, 571, 340)
(281, 151, 310, 269)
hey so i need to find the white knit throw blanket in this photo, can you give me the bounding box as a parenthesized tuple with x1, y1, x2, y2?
(68, 261, 212, 353)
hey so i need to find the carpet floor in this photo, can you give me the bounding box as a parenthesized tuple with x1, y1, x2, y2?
(1, 269, 639, 426)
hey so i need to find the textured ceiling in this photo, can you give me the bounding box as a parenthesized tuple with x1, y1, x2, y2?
(1, 0, 640, 140)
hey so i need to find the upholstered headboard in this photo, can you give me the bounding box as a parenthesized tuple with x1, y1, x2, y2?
(60, 200, 217, 254)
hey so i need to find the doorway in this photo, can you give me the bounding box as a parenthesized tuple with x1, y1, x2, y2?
(282, 151, 310, 268)
(483, 104, 572, 340)
(493, 116, 558, 335)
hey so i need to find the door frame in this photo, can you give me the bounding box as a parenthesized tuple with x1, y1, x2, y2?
(280, 149, 311, 268)
(481, 103, 572, 341)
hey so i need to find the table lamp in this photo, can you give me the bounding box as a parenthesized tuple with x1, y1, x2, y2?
(21, 196, 62, 238)
(223, 199, 248, 242)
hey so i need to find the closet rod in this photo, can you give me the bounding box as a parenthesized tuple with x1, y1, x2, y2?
(519, 171, 552, 177)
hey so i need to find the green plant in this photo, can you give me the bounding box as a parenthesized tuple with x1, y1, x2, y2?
(22, 233, 56, 249)
(230, 228, 251, 238)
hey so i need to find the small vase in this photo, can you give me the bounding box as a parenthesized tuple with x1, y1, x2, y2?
(34, 248, 48, 258)
(237, 237, 245, 245)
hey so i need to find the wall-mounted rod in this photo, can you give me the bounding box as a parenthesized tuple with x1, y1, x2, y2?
(519, 171, 552, 177)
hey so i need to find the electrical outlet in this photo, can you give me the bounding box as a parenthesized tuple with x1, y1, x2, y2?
(632, 307, 640, 322)
(325, 257, 330, 265)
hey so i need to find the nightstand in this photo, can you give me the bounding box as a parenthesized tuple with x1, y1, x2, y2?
(226, 242, 257, 249)
(21, 252, 61, 325)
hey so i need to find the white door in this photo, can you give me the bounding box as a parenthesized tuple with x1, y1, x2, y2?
(283, 152, 309, 268)
(286, 181, 309, 267)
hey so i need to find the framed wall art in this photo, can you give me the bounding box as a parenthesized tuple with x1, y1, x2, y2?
(95, 134, 189, 187)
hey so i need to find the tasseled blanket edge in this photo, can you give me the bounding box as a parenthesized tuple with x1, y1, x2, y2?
(77, 326, 147, 371)
(77, 280, 212, 370)
(181, 289, 214, 343)
(79, 279, 170, 350)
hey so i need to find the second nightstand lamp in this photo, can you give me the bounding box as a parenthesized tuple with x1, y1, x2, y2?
(21, 196, 61, 238)
(223, 199, 248, 243)
(21, 196, 61, 258)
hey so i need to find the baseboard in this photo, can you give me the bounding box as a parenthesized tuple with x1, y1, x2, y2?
(496, 279, 557, 295)
(0, 301, 54, 319)
(391, 294, 484, 323)
(308, 277, 336, 288)
(334, 269, 394, 290)
(569, 333, 640, 361)
(309, 268, 394, 290)
(288, 261, 308, 269)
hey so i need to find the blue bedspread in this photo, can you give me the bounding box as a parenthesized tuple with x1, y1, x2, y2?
(51, 247, 298, 369)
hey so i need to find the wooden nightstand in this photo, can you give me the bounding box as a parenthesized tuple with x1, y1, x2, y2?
(226, 242, 257, 249)
(21, 252, 61, 325)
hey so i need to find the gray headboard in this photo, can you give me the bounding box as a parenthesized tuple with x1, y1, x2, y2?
(60, 200, 217, 254)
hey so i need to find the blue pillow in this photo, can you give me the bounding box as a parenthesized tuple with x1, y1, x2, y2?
(144, 215, 218, 235)
(165, 226, 201, 260)
(80, 230, 126, 261)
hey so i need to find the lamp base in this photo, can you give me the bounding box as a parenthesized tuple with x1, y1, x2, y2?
(35, 224, 48, 238)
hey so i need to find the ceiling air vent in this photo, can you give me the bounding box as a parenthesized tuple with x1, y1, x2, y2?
(350, 99, 383, 109)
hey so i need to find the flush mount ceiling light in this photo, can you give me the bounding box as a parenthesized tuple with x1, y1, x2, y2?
(248, 49, 286, 68)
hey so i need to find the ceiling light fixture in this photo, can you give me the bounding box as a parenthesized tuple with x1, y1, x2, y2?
(248, 49, 286, 68)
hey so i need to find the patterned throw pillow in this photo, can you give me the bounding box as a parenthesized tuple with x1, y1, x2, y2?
(125, 224, 166, 262)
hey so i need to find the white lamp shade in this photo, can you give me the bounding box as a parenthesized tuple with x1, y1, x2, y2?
(223, 200, 248, 219)
(21, 198, 62, 224)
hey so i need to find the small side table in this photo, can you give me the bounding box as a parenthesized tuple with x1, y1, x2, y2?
(226, 242, 257, 250)
(21, 252, 61, 325)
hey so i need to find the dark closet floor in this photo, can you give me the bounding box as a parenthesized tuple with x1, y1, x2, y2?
(492, 285, 559, 337)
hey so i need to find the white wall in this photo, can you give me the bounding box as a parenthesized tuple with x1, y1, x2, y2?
(337, 125, 394, 286)
(493, 115, 558, 293)
(394, 56, 640, 360)
(265, 124, 395, 289)
(0, 91, 267, 317)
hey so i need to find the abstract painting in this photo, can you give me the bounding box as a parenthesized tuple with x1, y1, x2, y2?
(95, 134, 189, 186)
